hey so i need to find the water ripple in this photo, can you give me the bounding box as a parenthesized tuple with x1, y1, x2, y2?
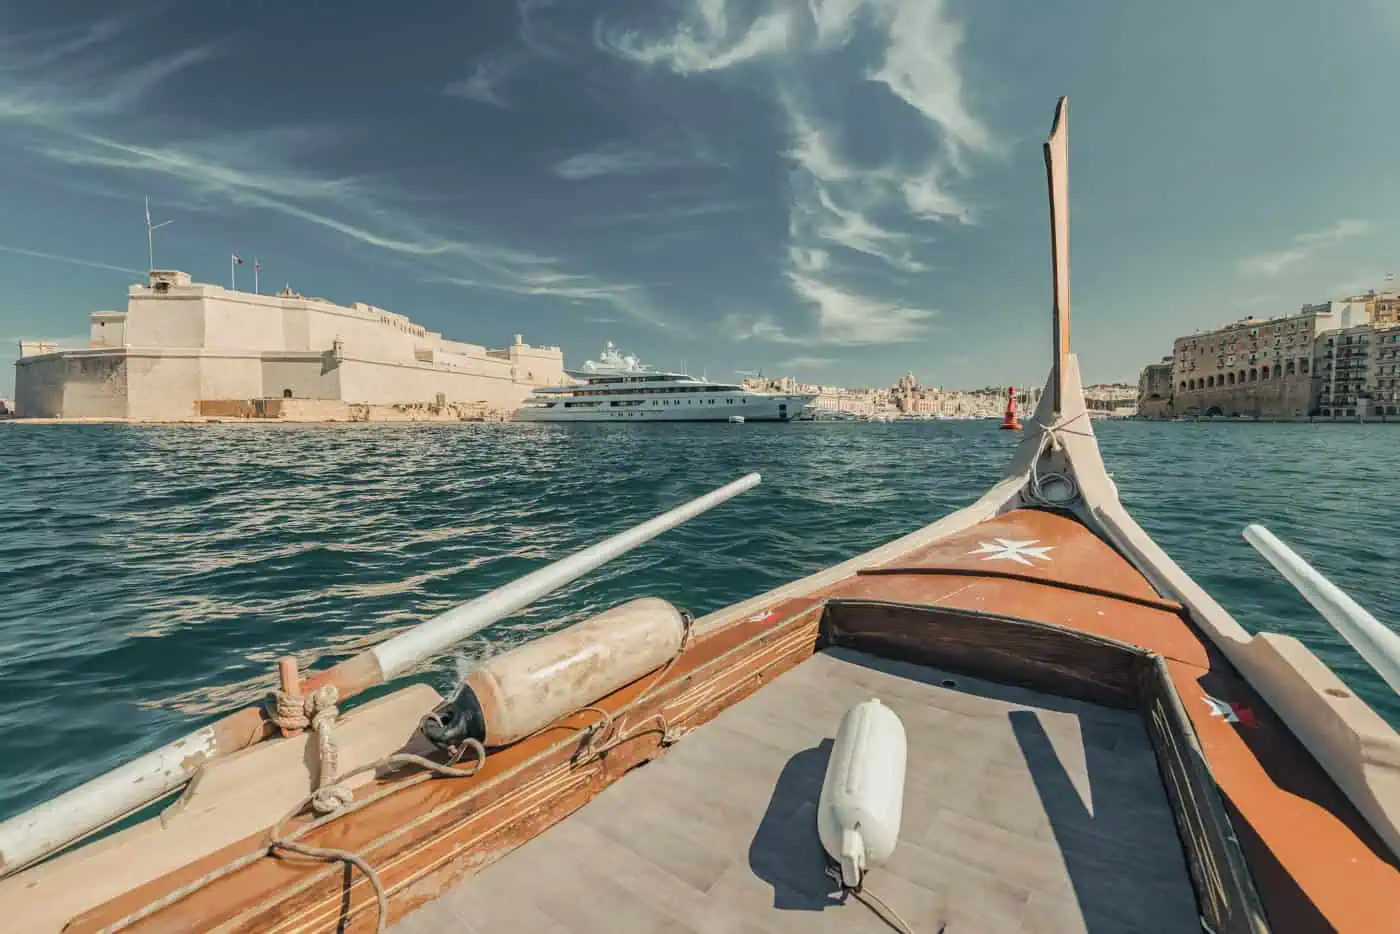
(0, 419, 1395, 823)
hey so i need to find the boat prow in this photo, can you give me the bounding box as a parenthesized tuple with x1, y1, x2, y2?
(3, 97, 1397, 934)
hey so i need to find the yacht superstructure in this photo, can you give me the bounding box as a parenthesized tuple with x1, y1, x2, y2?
(516, 343, 815, 422)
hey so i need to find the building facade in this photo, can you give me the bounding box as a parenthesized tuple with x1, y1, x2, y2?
(1136, 359, 1174, 419)
(1371, 325, 1400, 415)
(14, 271, 564, 420)
(1170, 302, 1368, 417)
(1315, 323, 1400, 417)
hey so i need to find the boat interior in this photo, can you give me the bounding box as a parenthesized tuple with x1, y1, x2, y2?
(392, 642, 1204, 934)
(2, 97, 1398, 934)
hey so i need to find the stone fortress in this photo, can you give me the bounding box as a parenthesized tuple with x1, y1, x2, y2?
(13, 271, 565, 420)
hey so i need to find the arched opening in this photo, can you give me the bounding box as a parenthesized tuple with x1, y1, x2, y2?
(282, 388, 293, 399)
(1248, 367, 1258, 382)
(1179, 381, 1187, 391)
(1227, 372, 1236, 385)
(1261, 366, 1270, 380)
(1206, 375, 1215, 388)
(1286, 361, 1296, 376)
(1301, 360, 1309, 374)
(1205, 405, 1224, 417)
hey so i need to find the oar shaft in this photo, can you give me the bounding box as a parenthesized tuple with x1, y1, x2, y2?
(1244, 523, 1400, 695)
(371, 471, 760, 680)
(0, 473, 761, 877)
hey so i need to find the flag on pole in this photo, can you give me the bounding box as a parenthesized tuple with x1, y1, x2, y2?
(232, 254, 244, 265)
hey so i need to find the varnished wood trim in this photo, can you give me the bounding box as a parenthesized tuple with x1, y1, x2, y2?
(818, 599, 1144, 708)
(856, 566, 1183, 612)
(1137, 656, 1270, 934)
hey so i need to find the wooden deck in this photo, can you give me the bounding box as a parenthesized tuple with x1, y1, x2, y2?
(391, 648, 1200, 934)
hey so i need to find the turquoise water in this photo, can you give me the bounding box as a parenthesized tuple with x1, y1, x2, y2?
(0, 420, 1396, 824)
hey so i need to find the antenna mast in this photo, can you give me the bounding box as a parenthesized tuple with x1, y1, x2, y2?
(145, 196, 173, 273)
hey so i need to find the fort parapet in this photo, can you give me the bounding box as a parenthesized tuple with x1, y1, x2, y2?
(13, 271, 564, 420)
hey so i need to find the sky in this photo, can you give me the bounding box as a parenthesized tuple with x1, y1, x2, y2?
(3, 0, 1400, 397)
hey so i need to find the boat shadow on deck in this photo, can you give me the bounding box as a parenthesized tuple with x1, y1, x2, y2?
(739, 648, 1199, 934)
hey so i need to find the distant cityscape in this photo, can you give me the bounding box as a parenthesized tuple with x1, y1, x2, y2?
(1137, 288, 1400, 420)
(741, 374, 1137, 420)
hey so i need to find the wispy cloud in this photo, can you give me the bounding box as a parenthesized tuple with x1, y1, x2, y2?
(774, 354, 836, 370)
(436, 272, 683, 332)
(444, 58, 514, 108)
(869, 0, 995, 166)
(553, 139, 725, 180)
(1238, 219, 1373, 277)
(601, 0, 984, 345)
(0, 15, 674, 332)
(786, 272, 934, 343)
(598, 0, 797, 74)
(0, 243, 142, 277)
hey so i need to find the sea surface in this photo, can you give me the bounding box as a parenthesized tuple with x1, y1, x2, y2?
(0, 419, 1396, 825)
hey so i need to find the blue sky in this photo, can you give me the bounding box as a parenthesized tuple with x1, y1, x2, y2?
(3, 0, 1399, 397)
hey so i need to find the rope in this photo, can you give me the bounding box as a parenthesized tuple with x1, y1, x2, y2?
(1022, 421, 1081, 508)
(576, 611, 695, 760)
(99, 742, 485, 934)
(267, 684, 353, 815)
(824, 863, 923, 934)
(110, 611, 696, 932)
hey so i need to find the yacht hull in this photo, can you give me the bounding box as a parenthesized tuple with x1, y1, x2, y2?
(515, 394, 814, 423)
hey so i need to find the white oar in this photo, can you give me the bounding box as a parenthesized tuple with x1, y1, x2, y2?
(1243, 523, 1400, 695)
(0, 472, 761, 877)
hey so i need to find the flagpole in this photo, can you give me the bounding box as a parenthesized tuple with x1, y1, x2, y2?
(230, 254, 236, 291)
(254, 258, 259, 294)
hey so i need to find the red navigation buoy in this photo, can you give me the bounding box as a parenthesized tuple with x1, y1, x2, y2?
(1000, 388, 1022, 431)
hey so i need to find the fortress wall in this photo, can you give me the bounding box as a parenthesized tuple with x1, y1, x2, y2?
(508, 344, 565, 384)
(61, 356, 128, 418)
(336, 358, 532, 408)
(260, 357, 341, 399)
(13, 356, 66, 417)
(199, 356, 264, 402)
(125, 356, 202, 421)
(14, 353, 128, 418)
(280, 306, 311, 352)
(202, 295, 286, 352)
(304, 305, 418, 363)
(124, 293, 205, 348)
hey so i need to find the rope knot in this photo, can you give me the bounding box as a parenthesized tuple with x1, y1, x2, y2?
(310, 783, 355, 815)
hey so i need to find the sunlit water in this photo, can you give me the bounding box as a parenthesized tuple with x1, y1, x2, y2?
(0, 420, 1395, 822)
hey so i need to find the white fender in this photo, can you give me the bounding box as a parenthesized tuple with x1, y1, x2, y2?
(817, 697, 907, 889)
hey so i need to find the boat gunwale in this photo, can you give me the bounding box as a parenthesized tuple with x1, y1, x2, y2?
(64, 602, 831, 934)
(819, 596, 1270, 934)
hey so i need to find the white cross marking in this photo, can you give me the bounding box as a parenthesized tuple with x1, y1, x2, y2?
(966, 538, 1055, 566)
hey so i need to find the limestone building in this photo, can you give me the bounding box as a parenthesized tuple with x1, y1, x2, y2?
(1316, 323, 1400, 417)
(1170, 301, 1368, 418)
(14, 271, 564, 420)
(1136, 358, 1174, 419)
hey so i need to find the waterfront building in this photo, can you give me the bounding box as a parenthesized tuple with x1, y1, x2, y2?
(13, 271, 564, 420)
(1343, 289, 1400, 325)
(1370, 324, 1400, 415)
(1170, 301, 1368, 418)
(1136, 358, 1174, 419)
(1315, 322, 1400, 417)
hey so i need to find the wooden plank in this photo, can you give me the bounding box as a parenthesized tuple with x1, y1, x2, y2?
(393, 649, 1201, 934)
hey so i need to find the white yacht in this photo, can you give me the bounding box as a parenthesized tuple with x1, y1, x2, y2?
(516, 343, 816, 423)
